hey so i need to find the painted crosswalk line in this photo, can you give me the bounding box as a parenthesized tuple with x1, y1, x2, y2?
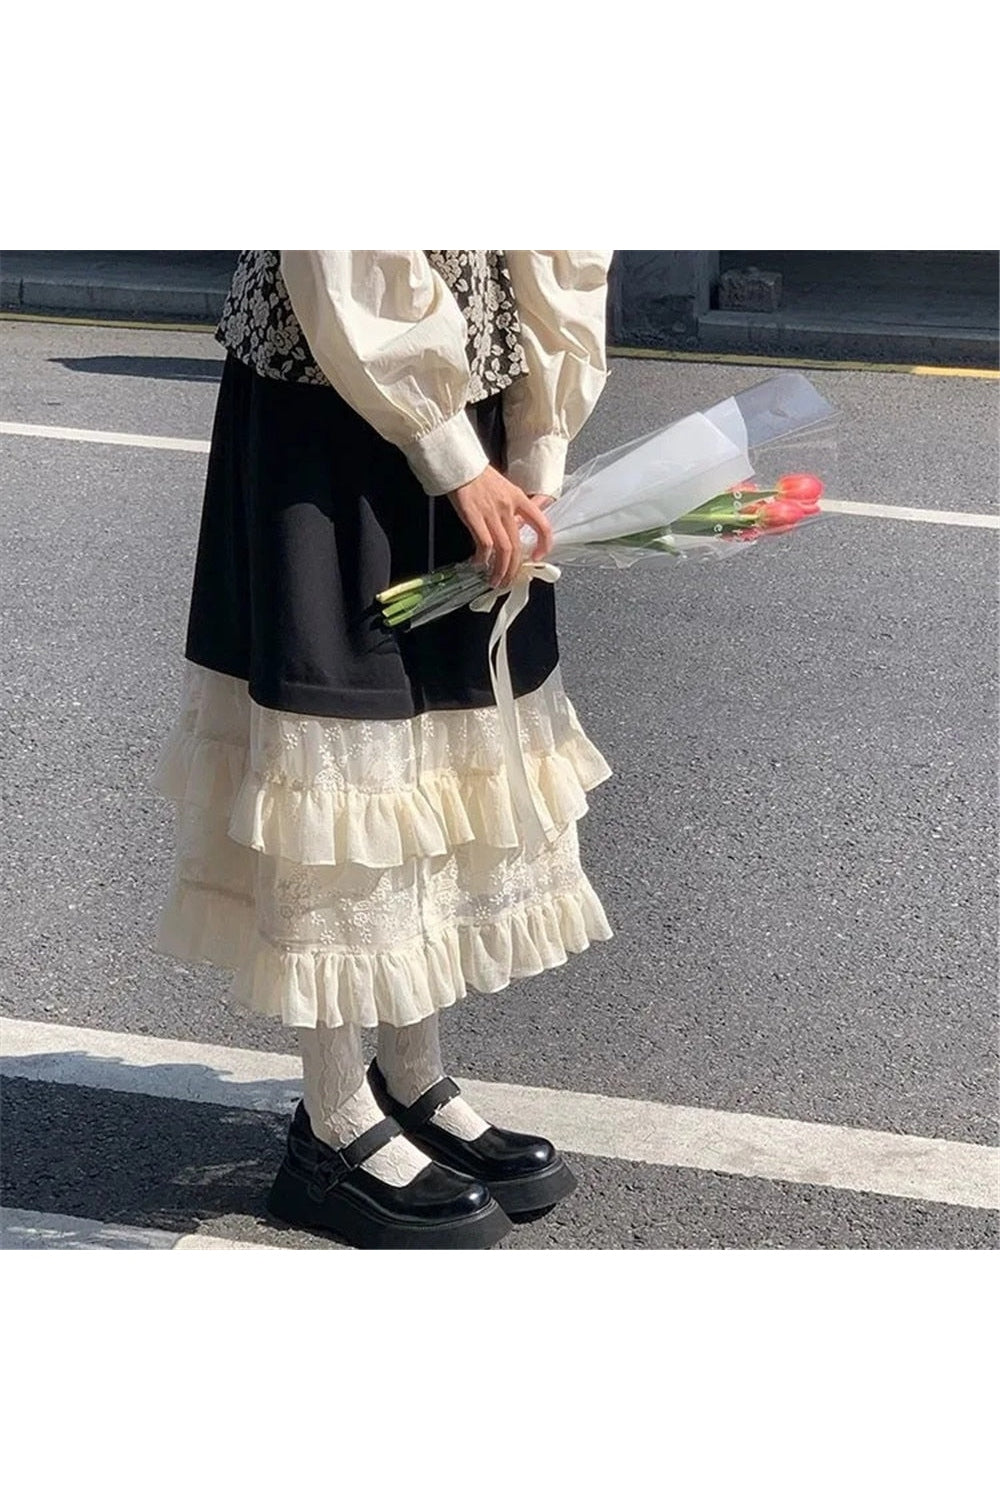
(0, 1205, 280, 1250)
(1, 420, 210, 452)
(2, 1018, 996, 1211)
(2, 422, 997, 530)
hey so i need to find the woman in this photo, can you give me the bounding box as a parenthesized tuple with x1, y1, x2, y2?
(151, 250, 614, 1249)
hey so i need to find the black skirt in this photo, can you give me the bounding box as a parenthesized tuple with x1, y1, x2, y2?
(184, 353, 559, 720)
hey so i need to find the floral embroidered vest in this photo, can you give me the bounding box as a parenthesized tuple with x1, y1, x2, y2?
(215, 251, 528, 403)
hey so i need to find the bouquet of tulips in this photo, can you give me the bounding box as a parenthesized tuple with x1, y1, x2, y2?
(376, 371, 836, 855)
(377, 371, 836, 631)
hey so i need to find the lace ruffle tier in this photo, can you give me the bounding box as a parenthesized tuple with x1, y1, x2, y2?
(151, 661, 612, 1028)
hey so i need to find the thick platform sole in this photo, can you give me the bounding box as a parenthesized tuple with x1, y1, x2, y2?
(486, 1157, 578, 1217)
(265, 1166, 514, 1251)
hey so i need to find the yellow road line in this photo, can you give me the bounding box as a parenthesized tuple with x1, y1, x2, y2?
(2, 313, 996, 378)
(0, 310, 216, 333)
(607, 346, 999, 379)
(909, 365, 999, 378)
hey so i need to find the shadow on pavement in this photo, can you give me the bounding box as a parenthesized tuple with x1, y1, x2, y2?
(1, 1060, 302, 1244)
(51, 356, 224, 383)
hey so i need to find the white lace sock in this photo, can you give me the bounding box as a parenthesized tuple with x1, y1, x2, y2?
(296, 1022, 433, 1188)
(377, 1014, 489, 1143)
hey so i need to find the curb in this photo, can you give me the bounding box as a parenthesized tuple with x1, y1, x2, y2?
(3, 260, 996, 370)
(696, 310, 998, 370)
(1, 271, 230, 323)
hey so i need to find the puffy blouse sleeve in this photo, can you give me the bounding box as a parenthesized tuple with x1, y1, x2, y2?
(501, 251, 613, 498)
(279, 251, 490, 497)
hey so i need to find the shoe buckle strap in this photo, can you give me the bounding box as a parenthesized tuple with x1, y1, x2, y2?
(305, 1147, 352, 1201)
(305, 1116, 402, 1201)
(398, 1075, 461, 1130)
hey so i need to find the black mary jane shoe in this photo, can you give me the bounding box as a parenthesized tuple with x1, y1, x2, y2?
(266, 1101, 513, 1250)
(368, 1061, 577, 1218)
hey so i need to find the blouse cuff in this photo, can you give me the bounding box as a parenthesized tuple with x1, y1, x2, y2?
(402, 409, 490, 497)
(505, 433, 570, 498)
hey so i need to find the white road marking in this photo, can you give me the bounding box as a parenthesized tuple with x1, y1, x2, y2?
(2, 1018, 996, 1212)
(0, 421, 210, 453)
(820, 497, 999, 528)
(0, 1206, 278, 1250)
(2, 420, 997, 530)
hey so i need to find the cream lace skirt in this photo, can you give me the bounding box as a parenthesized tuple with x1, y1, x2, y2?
(150, 660, 613, 1029)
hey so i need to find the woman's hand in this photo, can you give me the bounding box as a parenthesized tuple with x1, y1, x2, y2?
(448, 467, 554, 590)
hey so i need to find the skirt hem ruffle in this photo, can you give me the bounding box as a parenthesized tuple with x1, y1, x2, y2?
(154, 875, 613, 1030)
(152, 721, 611, 868)
(150, 662, 612, 868)
(150, 659, 614, 1029)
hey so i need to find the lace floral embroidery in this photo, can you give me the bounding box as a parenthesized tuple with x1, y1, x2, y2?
(151, 662, 613, 1027)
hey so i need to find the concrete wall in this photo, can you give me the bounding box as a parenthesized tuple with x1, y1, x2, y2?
(3, 250, 995, 365)
(608, 252, 719, 348)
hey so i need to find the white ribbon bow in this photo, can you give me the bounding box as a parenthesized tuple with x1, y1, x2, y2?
(469, 559, 562, 858)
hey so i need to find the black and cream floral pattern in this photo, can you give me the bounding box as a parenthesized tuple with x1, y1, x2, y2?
(215, 252, 328, 384)
(425, 250, 528, 401)
(215, 250, 528, 400)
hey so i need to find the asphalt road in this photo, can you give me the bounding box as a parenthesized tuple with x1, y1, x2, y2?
(2, 318, 997, 1249)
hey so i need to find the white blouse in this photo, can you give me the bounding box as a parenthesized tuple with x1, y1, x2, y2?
(279, 251, 613, 499)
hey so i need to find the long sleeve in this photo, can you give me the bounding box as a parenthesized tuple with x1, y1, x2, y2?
(502, 251, 613, 497)
(279, 251, 490, 497)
